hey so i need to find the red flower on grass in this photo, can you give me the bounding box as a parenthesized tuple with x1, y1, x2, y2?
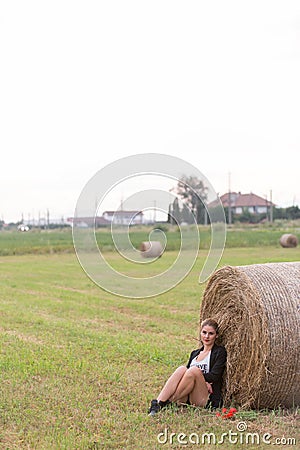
(216, 407, 237, 419)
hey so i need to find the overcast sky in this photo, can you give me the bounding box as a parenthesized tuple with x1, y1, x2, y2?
(1, 1, 299, 222)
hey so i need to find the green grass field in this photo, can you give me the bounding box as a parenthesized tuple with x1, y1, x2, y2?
(0, 229, 299, 449)
(0, 224, 299, 255)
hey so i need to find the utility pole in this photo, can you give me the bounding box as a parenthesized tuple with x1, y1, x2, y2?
(265, 195, 269, 221)
(270, 190, 273, 223)
(153, 200, 157, 223)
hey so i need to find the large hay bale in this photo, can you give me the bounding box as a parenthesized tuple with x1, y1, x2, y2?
(279, 234, 298, 248)
(140, 241, 163, 258)
(200, 262, 300, 409)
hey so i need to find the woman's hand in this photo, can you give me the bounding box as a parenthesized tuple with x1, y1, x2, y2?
(206, 382, 213, 394)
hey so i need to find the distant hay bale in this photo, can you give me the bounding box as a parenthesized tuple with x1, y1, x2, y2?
(200, 262, 300, 409)
(279, 234, 298, 248)
(140, 241, 163, 258)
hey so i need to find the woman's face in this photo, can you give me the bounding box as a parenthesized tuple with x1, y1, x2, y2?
(201, 325, 218, 346)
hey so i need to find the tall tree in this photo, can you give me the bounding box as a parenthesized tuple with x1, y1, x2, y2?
(171, 197, 182, 224)
(176, 175, 208, 224)
(182, 203, 194, 224)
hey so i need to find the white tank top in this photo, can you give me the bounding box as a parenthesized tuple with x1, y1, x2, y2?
(190, 350, 211, 374)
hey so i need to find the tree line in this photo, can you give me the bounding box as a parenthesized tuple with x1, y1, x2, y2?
(167, 176, 300, 225)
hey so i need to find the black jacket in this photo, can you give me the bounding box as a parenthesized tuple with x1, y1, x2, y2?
(186, 344, 227, 408)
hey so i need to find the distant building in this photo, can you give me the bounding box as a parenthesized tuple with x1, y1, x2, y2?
(102, 210, 144, 225)
(217, 192, 275, 215)
(67, 216, 110, 228)
(68, 211, 144, 227)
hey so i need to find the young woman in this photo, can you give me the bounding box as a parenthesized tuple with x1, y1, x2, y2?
(148, 318, 227, 415)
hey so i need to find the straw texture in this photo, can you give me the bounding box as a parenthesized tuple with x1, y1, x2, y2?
(279, 234, 298, 248)
(200, 262, 300, 409)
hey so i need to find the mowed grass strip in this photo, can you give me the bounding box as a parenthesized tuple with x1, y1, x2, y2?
(0, 225, 299, 256)
(0, 248, 299, 449)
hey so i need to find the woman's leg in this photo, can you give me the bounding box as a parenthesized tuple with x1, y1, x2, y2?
(157, 366, 187, 403)
(170, 366, 209, 407)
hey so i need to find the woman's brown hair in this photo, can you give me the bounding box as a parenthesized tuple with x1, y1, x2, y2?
(200, 318, 219, 335)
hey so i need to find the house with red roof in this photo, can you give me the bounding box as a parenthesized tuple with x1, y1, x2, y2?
(218, 192, 275, 215)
